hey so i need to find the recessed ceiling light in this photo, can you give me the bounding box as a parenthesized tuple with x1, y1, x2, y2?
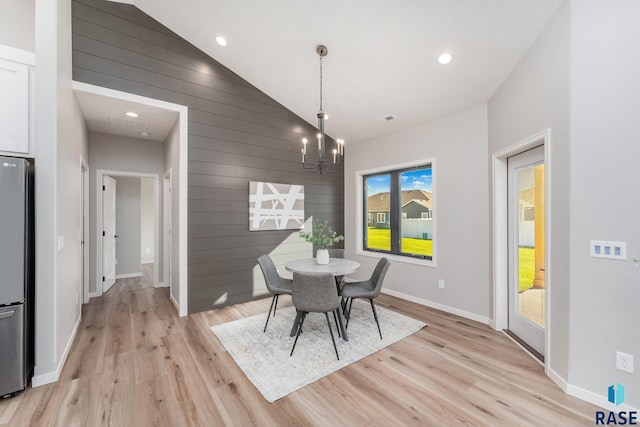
(438, 53, 452, 65)
(125, 111, 139, 118)
(215, 36, 227, 47)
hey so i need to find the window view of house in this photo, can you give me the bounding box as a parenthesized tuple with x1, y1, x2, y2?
(364, 166, 433, 259)
(365, 173, 391, 250)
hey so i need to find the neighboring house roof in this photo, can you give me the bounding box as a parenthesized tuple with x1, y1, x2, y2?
(368, 190, 432, 211)
(402, 199, 431, 209)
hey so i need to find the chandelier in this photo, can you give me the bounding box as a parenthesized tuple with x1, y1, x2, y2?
(301, 45, 344, 174)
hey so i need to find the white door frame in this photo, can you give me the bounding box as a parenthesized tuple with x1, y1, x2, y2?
(81, 156, 90, 304)
(73, 81, 189, 317)
(163, 169, 173, 306)
(96, 170, 160, 295)
(492, 129, 551, 370)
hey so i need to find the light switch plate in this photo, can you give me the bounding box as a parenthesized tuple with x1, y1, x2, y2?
(590, 240, 626, 260)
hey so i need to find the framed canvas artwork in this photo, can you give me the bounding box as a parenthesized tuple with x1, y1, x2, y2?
(249, 181, 305, 231)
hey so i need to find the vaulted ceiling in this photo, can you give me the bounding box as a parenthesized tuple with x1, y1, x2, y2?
(111, 0, 563, 145)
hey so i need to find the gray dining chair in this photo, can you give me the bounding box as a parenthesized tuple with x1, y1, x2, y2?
(257, 255, 293, 333)
(340, 257, 390, 339)
(290, 271, 343, 360)
(327, 248, 346, 289)
(327, 248, 344, 258)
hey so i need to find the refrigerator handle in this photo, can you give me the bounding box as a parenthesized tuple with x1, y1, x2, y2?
(0, 310, 16, 320)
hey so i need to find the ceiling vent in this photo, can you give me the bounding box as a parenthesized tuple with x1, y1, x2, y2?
(377, 114, 396, 123)
(109, 116, 148, 133)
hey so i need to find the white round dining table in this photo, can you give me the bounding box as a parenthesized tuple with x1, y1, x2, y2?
(284, 258, 360, 276)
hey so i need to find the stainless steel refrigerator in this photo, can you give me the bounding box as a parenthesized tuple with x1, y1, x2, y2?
(0, 156, 34, 398)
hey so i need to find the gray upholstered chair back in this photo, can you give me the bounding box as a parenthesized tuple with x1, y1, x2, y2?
(368, 257, 391, 296)
(257, 254, 285, 294)
(327, 248, 344, 259)
(292, 272, 339, 313)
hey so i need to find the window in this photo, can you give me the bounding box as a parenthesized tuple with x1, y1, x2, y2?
(364, 164, 433, 260)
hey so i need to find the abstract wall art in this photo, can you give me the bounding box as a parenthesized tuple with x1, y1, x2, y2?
(249, 181, 305, 231)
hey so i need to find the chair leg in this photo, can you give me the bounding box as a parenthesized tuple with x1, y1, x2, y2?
(369, 298, 382, 339)
(325, 313, 340, 360)
(263, 295, 277, 333)
(290, 312, 307, 356)
(273, 294, 279, 315)
(332, 310, 341, 338)
(335, 308, 348, 341)
(345, 298, 354, 329)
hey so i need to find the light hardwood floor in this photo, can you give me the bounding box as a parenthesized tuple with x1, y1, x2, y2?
(0, 274, 598, 426)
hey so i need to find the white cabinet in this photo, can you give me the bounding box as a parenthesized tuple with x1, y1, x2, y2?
(0, 58, 29, 154)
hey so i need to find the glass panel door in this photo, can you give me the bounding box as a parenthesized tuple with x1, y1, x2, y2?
(508, 146, 545, 356)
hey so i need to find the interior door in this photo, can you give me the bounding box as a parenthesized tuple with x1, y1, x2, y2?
(102, 175, 117, 293)
(507, 145, 545, 356)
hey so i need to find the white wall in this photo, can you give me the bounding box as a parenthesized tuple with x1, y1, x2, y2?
(164, 121, 180, 306)
(0, 0, 35, 52)
(488, 0, 571, 380)
(345, 105, 490, 320)
(33, 0, 89, 385)
(569, 0, 640, 408)
(56, 0, 87, 382)
(141, 177, 155, 264)
(114, 176, 141, 276)
(89, 132, 164, 294)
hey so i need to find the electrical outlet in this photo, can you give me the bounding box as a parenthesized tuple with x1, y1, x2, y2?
(438, 279, 445, 289)
(616, 351, 634, 373)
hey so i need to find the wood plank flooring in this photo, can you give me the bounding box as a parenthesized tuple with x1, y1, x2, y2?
(0, 273, 599, 426)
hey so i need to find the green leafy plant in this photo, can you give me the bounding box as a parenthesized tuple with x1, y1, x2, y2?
(299, 220, 344, 249)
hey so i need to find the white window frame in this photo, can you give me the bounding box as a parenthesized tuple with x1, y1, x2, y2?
(377, 212, 386, 223)
(421, 212, 429, 219)
(356, 158, 436, 267)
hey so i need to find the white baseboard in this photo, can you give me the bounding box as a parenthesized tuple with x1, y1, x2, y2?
(115, 272, 142, 279)
(155, 281, 169, 288)
(141, 260, 154, 265)
(32, 313, 82, 387)
(89, 291, 100, 299)
(381, 288, 491, 325)
(170, 292, 180, 313)
(548, 368, 638, 413)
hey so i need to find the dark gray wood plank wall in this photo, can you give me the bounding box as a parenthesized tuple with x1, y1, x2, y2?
(72, 0, 344, 313)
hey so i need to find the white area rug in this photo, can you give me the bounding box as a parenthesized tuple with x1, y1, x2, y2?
(210, 300, 427, 403)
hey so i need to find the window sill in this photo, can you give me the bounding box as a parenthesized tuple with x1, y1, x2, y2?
(356, 249, 437, 268)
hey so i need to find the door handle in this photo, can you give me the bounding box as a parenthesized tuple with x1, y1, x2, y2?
(0, 310, 16, 320)
(114, 235, 119, 238)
